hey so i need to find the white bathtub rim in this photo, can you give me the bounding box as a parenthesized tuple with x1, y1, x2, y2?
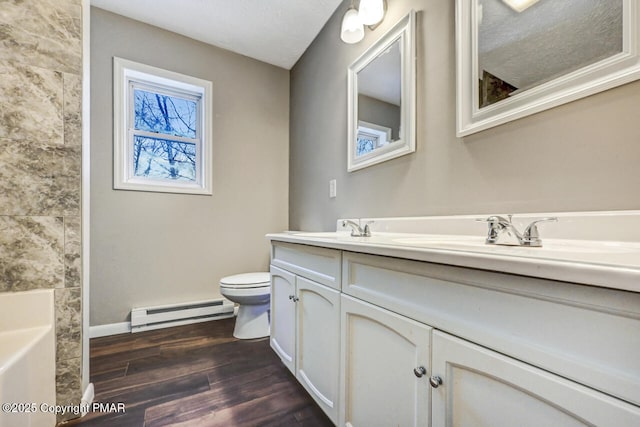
(0, 289, 54, 333)
(0, 326, 52, 376)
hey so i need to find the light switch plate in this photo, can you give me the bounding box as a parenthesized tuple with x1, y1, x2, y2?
(329, 179, 337, 198)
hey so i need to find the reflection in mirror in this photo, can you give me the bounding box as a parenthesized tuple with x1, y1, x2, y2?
(348, 10, 416, 172)
(357, 40, 401, 156)
(478, 0, 623, 108)
(456, 0, 640, 136)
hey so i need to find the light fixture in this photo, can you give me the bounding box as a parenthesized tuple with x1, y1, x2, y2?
(502, 0, 539, 13)
(358, 0, 385, 26)
(340, 0, 387, 44)
(341, 7, 364, 44)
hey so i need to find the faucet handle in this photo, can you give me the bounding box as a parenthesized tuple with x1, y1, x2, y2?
(362, 220, 374, 237)
(476, 215, 512, 224)
(522, 217, 558, 246)
(476, 216, 504, 244)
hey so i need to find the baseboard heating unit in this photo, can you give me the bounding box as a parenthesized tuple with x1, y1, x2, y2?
(130, 298, 235, 333)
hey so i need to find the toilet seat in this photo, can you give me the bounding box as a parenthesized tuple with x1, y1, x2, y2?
(220, 272, 270, 289)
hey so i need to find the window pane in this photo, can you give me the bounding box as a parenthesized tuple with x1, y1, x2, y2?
(133, 135, 196, 182)
(356, 134, 377, 157)
(134, 89, 197, 138)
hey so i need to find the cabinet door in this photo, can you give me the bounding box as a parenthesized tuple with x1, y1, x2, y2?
(340, 294, 432, 427)
(270, 265, 296, 373)
(296, 276, 341, 423)
(431, 330, 640, 427)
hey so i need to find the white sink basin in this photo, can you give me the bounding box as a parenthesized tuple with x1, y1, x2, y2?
(282, 231, 640, 268)
(290, 232, 346, 238)
(392, 235, 482, 246)
(392, 236, 635, 254)
(268, 211, 640, 293)
(388, 235, 640, 268)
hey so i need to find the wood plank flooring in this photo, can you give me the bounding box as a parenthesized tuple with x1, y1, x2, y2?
(61, 318, 333, 427)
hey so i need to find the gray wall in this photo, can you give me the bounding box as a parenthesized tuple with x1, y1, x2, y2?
(290, 0, 640, 231)
(91, 8, 289, 326)
(359, 94, 401, 140)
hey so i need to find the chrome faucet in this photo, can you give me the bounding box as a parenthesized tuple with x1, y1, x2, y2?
(342, 220, 372, 237)
(478, 215, 557, 247)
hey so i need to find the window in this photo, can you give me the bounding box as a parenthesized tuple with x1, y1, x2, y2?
(113, 57, 212, 194)
(356, 121, 392, 157)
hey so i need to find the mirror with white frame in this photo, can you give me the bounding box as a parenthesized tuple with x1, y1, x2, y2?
(456, 0, 640, 136)
(348, 10, 416, 172)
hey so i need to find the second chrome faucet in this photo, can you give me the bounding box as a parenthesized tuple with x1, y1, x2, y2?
(478, 215, 557, 247)
(342, 220, 372, 237)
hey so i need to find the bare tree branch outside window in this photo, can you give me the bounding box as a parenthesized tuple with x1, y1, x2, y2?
(133, 89, 198, 182)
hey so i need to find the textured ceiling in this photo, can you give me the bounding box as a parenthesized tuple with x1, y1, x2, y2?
(90, 0, 344, 69)
(479, 0, 623, 90)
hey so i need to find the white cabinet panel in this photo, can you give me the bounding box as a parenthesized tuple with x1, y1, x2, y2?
(297, 276, 340, 423)
(271, 242, 342, 290)
(342, 251, 640, 406)
(340, 294, 432, 427)
(270, 265, 296, 373)
(431, 331, 640, 427)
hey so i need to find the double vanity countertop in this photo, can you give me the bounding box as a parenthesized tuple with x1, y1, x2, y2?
(267, 212, 640, 294)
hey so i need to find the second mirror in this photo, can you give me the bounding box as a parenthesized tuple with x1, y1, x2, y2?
(347, 10, 416, 172)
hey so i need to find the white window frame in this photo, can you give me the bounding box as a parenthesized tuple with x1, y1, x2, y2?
(113, 57, 212, 195)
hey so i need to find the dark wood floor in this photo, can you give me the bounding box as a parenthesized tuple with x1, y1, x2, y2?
(61, 318, 333, 427)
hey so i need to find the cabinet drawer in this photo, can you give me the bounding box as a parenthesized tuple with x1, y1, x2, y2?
(271, 242, 341, 290)
(342, 251, 640, 407)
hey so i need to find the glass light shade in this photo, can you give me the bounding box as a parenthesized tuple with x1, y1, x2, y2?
(501, 0, 540, 13)
(341, 7, 364, 44)
(358, 0, 385, 26)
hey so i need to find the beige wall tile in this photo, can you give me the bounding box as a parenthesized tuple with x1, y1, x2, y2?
(55, 287, 82, 361)
(64, 73, 82, 146)
(0, 0, 84, 416)
(0, 216, 64, 292)
(0, 140, 80, 216)
(55, 356, 82, 423)
(0, 0, 82, 74)
(64, 216, 81, 288)
(0, 63, 63, 144)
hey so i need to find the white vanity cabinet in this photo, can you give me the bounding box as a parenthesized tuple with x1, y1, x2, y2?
(270, 243, 342, 423)
(431, 331, 640, 427)
(340, 294, 431, 427)
(341, 251, 640, 426)
(269, 240, 640, 427)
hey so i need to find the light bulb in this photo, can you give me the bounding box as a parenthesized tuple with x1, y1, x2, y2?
(341, 7, 364, 44)
(358, 0, 385, 26)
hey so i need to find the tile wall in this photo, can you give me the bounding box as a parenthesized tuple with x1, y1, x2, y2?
(0, 0, 83, 422)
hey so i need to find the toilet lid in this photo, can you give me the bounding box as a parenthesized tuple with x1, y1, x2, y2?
(220, 272, 270, 287)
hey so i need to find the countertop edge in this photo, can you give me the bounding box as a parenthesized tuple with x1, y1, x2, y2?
(266, 233, 640, 294)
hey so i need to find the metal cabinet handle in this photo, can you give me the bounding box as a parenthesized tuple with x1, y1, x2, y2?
(289, 295, 299, 302)
(429, 376, 443, 388)
(413, 366, 427, 378)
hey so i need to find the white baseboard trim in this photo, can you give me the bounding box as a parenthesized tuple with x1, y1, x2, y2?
(89, 312, 238, 338)
(80, 383, 95, 417)
(89, 322, 131, 338)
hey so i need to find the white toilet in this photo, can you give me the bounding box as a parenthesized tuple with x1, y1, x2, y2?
(219, 272, 271, 339)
